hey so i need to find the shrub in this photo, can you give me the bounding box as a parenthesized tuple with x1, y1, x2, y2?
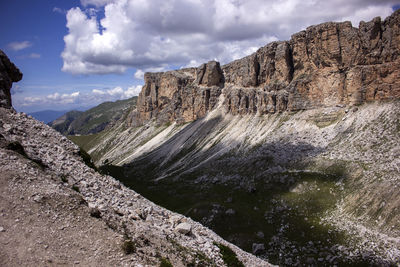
(214, 242, 244, 267)
(121, 240, 136, 255)
(71, 185, 80, 192)
(159, 257, 173, 267)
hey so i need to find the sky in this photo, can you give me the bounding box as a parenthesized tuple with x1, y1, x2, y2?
(0, 0, 399, 113)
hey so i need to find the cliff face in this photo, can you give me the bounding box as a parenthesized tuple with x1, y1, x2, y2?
(0, 50, 22, 108)
(134, 10, 400, 125)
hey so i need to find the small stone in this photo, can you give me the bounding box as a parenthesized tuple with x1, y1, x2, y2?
(252, 243, 265, 255)
(175, 222, 192, 235)
(0, 226, 5, 232)
(256, 231, 264, 239)
(169, 215, 182, 225)
(225, 209, 235, 215)
(33, 195, 43, 203)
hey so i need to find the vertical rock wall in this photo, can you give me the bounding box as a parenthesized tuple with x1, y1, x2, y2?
(133, 10, 400, 125)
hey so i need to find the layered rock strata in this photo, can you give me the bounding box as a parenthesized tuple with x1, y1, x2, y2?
(0, 50, 22, 108)
(134, 10, 400, 125)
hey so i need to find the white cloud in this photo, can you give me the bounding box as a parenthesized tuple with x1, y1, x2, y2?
(124, 85, 142, 98)
(92, 89, 106, 94)
(134, 69, 145, 80)
(45, 91, 80, 104)
(28, 53, 41, 59)
(19, 85, 141, 109)
(62, 0, 397, 75)
(107, 86, 124, 96)
(8, 41, 32, 51)
(92, 85, 143, 98)
(53, 7, 66, 14)
(80, 0, 115, 7)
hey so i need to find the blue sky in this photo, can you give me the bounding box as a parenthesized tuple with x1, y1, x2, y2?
(1, 0, 399, 113)
(0, 0, 141, 112)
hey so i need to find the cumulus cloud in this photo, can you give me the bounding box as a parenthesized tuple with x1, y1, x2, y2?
(62, 0, 397, 75)
(18, 85, 141, 108)
(134, 69, 145, 80)
(8, 41, 32, 51)
(92, 85, 142, 98)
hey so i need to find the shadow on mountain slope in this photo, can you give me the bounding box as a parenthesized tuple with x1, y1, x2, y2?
(100, 115, 395, 266)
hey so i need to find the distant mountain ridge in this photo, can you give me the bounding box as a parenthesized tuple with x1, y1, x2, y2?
(48, 97, 137, 135)
(28, 110, 70, 124)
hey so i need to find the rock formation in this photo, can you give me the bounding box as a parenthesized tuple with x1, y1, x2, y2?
(0, 51, 269, 266)
(0, 50, 22, 108)
(134, 10, 400, 125)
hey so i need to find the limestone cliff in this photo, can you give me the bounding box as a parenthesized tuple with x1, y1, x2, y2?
(0, 50, 22, 108)
(134, 10, 400, 125)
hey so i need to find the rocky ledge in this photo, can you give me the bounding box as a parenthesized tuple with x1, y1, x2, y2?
(133, 10, 400, 125)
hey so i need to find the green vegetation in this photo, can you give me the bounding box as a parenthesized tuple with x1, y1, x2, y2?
(71, 185, 80, 192)
(121, 239, 136, 255)
(60, 174, 68, 183)
(214, 243, 244, 267)
(165, 237, 215, 266)
(50, 96, 137, 135)
(78, 147, 98, 171)
(159, 257, 173, 267)
(48, 110, 83, 133)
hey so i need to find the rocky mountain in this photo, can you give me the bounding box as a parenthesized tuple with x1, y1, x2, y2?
(48, 110, 83, 133)
(73, 10, 400, 266)
(131, 10, 399, 126)
(0, 52, 269, 266)
(49, 97, 137, 135)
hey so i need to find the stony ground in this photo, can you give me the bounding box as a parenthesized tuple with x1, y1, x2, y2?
(0, 107, 271, 267)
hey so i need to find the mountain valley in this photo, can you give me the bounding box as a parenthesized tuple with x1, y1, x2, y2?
(1, 9, 400, 267)
(69, 10, 400, 266)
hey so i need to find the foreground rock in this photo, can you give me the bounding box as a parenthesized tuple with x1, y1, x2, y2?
(0, 107, 271, 266)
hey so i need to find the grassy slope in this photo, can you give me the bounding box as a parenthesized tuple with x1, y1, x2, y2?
(50, 97, 137, 135)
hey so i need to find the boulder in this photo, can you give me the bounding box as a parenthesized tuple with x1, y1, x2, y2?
(175, 222, 192, 235)
(252, 243, 265, 255)
(0, 50, 22, 108)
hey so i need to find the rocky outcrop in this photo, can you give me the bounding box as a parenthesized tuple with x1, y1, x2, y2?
(133, 10, 400, 125)
(134, 61, 223, 125)
(0, 50, 22, 109)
